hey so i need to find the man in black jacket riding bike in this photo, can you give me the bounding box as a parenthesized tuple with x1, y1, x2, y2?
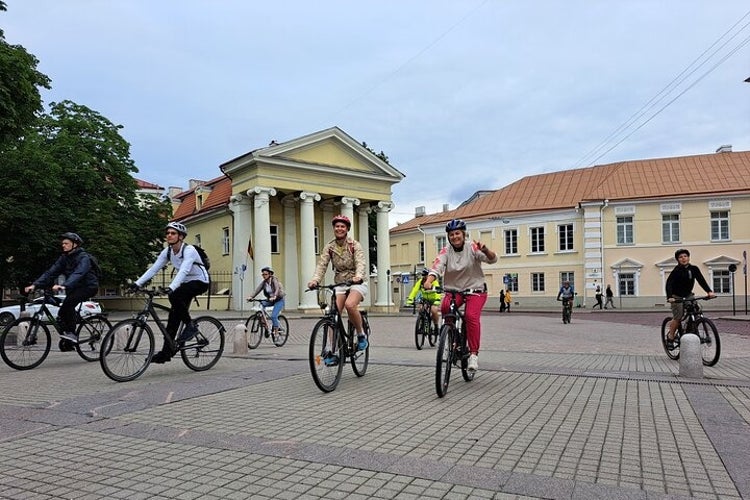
(665, 248, 715, 349)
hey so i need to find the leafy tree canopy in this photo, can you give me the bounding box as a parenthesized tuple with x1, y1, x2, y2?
(0, 100, 171, 289)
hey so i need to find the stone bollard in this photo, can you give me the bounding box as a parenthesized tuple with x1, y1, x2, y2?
(233, 323, 248, 355)
(679, 333, 703, 378)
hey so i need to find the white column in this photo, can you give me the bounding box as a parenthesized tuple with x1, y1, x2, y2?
(229, 194, 252, 311)
(320, 200, 336, 284)
(282, 195, 299, 311)
(375, 201, 393, 308)
(299, 191, 320, 310)
(249, 186, 276, 281)
(358, 204, 371, 306)
(340, 196, 360, 234)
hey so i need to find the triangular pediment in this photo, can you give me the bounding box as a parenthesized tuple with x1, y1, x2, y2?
(610, 258, 643, 270)
(704, 255, 741, 266)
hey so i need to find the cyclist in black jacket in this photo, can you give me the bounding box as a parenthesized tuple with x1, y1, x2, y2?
(665, 248, 715, 349)
(24, 232, 99, 344)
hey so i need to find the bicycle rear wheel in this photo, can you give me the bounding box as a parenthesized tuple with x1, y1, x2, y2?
(75, 315, 112, 362)
(459, 324, 475, 382)
(414, 312, 428, 350)
(272, 315, 290, 347)
(351, 314, 369, 377)
(181, 316, 225, 371)
(100, 319, 154, 382)
(428, 322, 438, 347)
(695, 318, 720, 366)
(0, 318, 51, 370)
(660, 317, 680, 360)
(309, 319, 343, 392)
(245, 314, 263, 349)
(435, 324, 454, 398)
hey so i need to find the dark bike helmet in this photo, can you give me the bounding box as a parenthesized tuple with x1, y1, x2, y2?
(674, 248, 690, 260)
(165, 221, 188, 236)
(60, 232, 83, 245)
(421, 268, 429, 276)
(445, 219, 466, 233)
(331, 214, 351, 229)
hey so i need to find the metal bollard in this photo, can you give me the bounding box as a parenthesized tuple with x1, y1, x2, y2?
(233, 323, 248, 355)
(679, 333, 703, 378)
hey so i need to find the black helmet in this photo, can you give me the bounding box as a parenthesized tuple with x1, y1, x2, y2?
(421, 268, 429, 276)
(60, 232, 83, 245)
(674, 248, 690, 260)
(445, 219, 466, 233)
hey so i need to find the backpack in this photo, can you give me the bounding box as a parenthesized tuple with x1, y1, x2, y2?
(88, 253, 103, 280)
(168, 244, 210, 270)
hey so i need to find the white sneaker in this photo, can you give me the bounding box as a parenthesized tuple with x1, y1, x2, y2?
(467, 354, 478, 372)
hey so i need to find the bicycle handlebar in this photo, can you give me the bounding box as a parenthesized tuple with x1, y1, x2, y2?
(305, 280, 354, 292)
(671, 296, 715, 303)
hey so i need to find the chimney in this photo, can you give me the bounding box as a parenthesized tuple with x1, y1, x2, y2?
(715, 144, 732, 153)
(442, 204, 449, 212)
(415, 206, 426, 217)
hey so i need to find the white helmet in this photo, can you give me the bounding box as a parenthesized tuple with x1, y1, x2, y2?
(166, 221, 187, 236)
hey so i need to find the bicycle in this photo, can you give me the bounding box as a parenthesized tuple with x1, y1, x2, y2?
(435, 287, 476, 398)
(0, 289, 112, 370)
(413, 296, 438, 350)
(660, 296, 720, 366)
(558, 297, 573, 324)
(245, 299, 289, 348)
(307, 282, 371, 393)
(99, 287, 226, 382)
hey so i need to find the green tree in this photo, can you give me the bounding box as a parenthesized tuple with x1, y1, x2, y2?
(0, 100, 171, 288)
(0, 1, 51, 147)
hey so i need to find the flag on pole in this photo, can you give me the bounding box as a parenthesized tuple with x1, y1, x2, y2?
(247, 236, 254, 260)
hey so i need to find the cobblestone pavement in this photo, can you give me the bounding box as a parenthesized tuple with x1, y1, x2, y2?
(1, 311, 749, 499)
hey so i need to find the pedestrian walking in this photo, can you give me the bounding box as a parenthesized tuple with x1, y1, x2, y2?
(604, 284, 615, 309)
(593, 285, 603, 309)
(499, 289, 506, 312)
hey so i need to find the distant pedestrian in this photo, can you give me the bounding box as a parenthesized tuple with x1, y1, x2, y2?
(593, 285, 603, 309)
(604, 284, 615, 309)
(504, 289, 512, 312)
(499, 289, 506, 312)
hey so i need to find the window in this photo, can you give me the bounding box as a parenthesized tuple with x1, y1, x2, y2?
(504, 229, 518, 255)
(711, 211, 729, 241)
(531, 272, 545, 292)
(418, 241, 425, 263)
(270, 225, 279, 254)
(560, 272, 574, 289)
(194, 233, 202, 247)
(222, 227, 230, 255)
(530, 227, 545, 253)
(558, 224, 573, 251)
(436, 235, 447, 252)
(314, 227, 320, 255)
(506, 273, 519, 293)
(662, 214, 680, 243)
(616, 216, 634, 245)
(713, 270, 731, 294)
(618, 273, 635, 296)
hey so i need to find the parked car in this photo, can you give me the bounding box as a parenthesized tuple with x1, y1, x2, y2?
(0, 295, 102, 327)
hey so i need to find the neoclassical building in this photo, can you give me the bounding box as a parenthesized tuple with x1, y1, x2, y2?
(170, 127, 404, 311)
(390, 148, 750, 310)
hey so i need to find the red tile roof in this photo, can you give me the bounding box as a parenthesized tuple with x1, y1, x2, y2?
(392, 150, 750, 233)
(172, 175, 231, 221)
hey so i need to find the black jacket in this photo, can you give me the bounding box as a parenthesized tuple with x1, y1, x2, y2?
(665, 264, 712, 298)
(33, 247, 99, 291)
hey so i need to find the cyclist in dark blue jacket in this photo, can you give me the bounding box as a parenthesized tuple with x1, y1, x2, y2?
(24, 232, 99, 344)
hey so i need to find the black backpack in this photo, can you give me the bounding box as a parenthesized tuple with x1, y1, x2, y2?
(88, 253, 103, 280)
(167, 244, 212, 309)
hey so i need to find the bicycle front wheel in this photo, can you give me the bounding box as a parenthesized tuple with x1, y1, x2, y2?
(309, 319, 343, 392)
(435, 324, 454, 398)
(75, 315, 112, 362)
(660, 317, 680, 360)
(351, 314, 369, 377)
(414, 312, 427, 350)
(1, 318, 51, 370)
(695, 318, 720, 366)
(272, 315, 290, 347)
(181, 316, 225, 371)
(100, 319, 154, 382)
(245, 314, 263, 349)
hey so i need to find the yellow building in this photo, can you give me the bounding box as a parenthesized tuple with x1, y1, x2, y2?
(390, 149, 750, 310)
(171, 127, 404, 311)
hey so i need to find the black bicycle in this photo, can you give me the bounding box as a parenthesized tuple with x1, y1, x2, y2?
(99, 287, 226, 382)
(435, 287, 475, 398)
(414, 296, 438, 350)
(307, 282, 371, 393)
(0, 289, 111, 370)
(245, 299, 289, 348)
(558, 297, 573, 324)
(660, 296, 720, 366)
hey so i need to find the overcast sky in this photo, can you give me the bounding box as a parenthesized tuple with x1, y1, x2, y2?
(4, 1, 750, 225)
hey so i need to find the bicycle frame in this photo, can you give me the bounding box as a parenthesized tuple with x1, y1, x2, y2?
(128, 290, 182, 353)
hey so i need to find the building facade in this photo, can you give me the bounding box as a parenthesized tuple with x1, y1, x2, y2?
(390, 149, 750, 310)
